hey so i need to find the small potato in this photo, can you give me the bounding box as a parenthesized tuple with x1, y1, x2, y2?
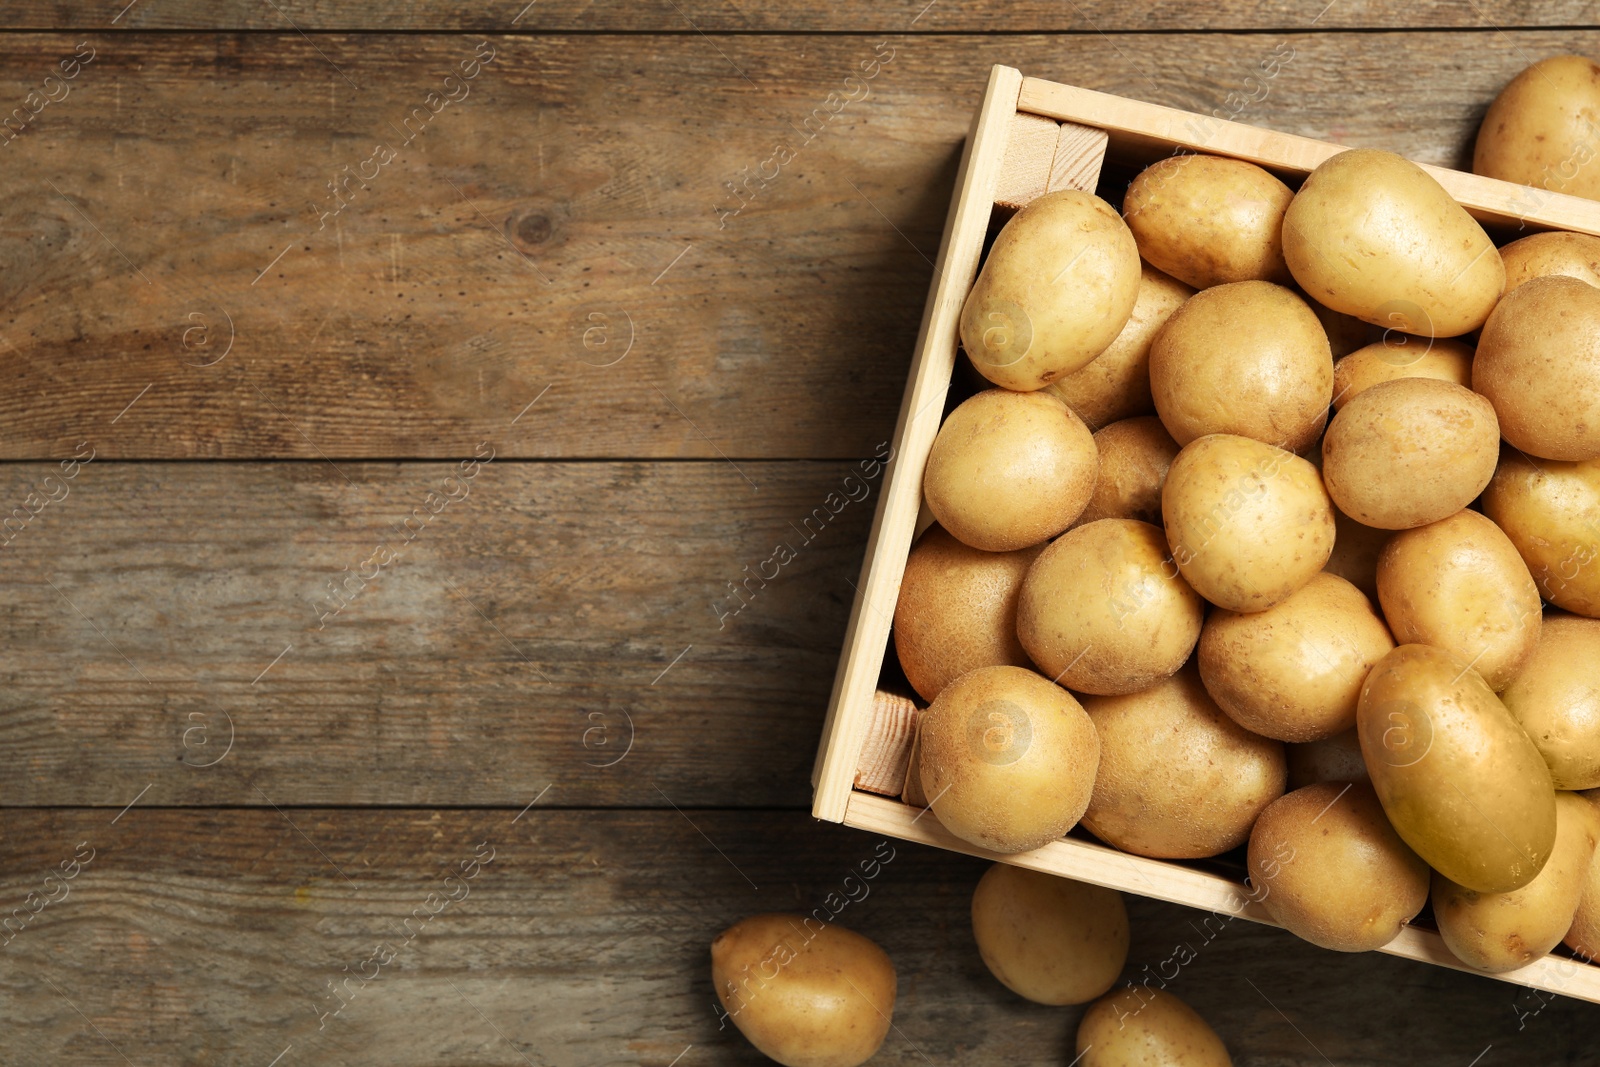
(1123, 153, 1294, 289)
(1474, 275, 1600, 462)
(970, 864, 1128, 1005)
(1434, 791, 1599, 972)
(1199, 572, 1395, 742)
(1017, 518, 1204, 696)
(1149, 281, 1333, 451)
(1287, 729, 1371, 789)
(1500, 230, 1600, 296)
(1474, 55, 1600, 200)
(1481, 448, 1600, 617)
(1162, 434, 1335, 612)
(712, 914, 896, 1067)
(1248, 782, 1429, 952)
(919, 665, 1100, 853)
(1323, 506, 1389, 601)
(894, 527, 1041, 703)
(1046, 264, 1194, 429)
(1076, 987, 1232, 1067)
(1564, 797, 1600, 959)
(923, 389, 1098, 552)
(1320, 378, 1500, 530)
(961, 190, 1141, 390)
(1076, 417, 1181, 527)
(1377, 509, 1543, 691)
(1331, 336, 1474, 411)
(1501, 614, 1600, 789)
(1307, 296, 1376, 358)
(1082, 665, 1286, 859)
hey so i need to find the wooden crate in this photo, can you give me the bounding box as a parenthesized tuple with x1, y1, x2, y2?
(812, 64, 1600, 1004)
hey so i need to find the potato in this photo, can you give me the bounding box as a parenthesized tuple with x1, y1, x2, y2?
(1358, 644, 1557, 893)
(961, 190, 1141, 390)
(1148, 281, 1332, 451)
(1283, 148, 1504, 337)
(1247, 782, 1429, 952)
(1162, 434, 1335, 612)
(918, 665, 1099, 853)
(1481, 447, 1600, 617)
(1377, 509, 1543, 692)
(1307, 295, 1376, 358)
(1500, 230, 1600, 296)
(1501, 613, 1600, 789)
(1474, 55, 1600, 200)
(1075, 417, 1181, 527)
(1082, 665, 1286, 859)
(1076, 987, 1232, 1067)
(711, 914, 896, 1067)
(1123, 154, 1293, 289)
(1320, 378, 1500, 530)
(922, 389, 1098, 552)
(1564, 797, 1600, 959)
(1045, 264, 1194, 429)
(1287, 729, 1370, 789)
(894, 528, 1041, 702)
(1323, 505, 1389, 601)
(1330, 336, 1473, 411)
(1016, 518, 1204, 696)
(1474, 275, 1600, 462)
(970, 864, 1128, 1005)
(1434, 791, 1599, 972)
(1199, 572, 1395, 742)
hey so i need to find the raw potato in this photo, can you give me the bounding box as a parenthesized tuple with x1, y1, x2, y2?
(1287, 729, 1371, 789)
(1076, 987, 1232, 1067)
(1149, 281, 1333, 451)
(1247, 782, 1429, 952)
(1046, 264, 1194, 429)
(1283, 148, 1504, 337)
(960, 189, 1141, 390)
(970, 864, 1128, 1005)
(1358, 644, 1557, 893)
(1076, 417, 1181, 527)
(1016, 518, 1204, 696)
(1474, 55, 1600, 200)
(711, 914, 896, 1067)
(1377, 509, 1544, 692)
(1500, 231, 1600, 295)
(1501, 614, 1600, 789)
(1123, 154, 1294, 289)
(1199, 572, 1395, 742)
(1162, 434, 1335, 612)
(1308, 296, 1376, 358)
(918, 665, 1100, 853)
(894, 528, 1041, 703)
(1082, 665, 1286, 859)
(922, 389, 1098, 552)
(1565, 797, 1600, 959)
(1433, 791, 1599, 972)
(1324, 506, 1389, 600)
(1481, 448, 1600, 617)
(1331, 336, 1474, 410)
(1474, 275, 1600, 462)
(1320, 377, 1500, 530)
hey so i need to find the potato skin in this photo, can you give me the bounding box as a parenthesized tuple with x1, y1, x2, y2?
(1501, 614, 1600, 789)
(1320, 377, 1500, 530)
(1287, 728, 1371, 789)
(1076, 987, 1232, 1067)
(1331, 336, 1473, 411)
(1564, 795, 1600, 959)
(1247, 782, 1429, 952)
(922, 389, 1098, 552)
(970, 864, 1128, 1005)
(1123, 154, 1294, 289)
(1500, 231, 1600, 296)
(711, 914, 896, 1067)
(1283, 148, 1505, 337)
(1323, 506, 1389, 601)
(1162, 434, 1335, 612)
(961, 190, 1141, 390)
(1474, 55, 1600, 200)
(919, 665, 1100, 853)
(1376, 509, 1544, 692)
(1474, 274, 1600, 462)
(1075, 417, 1181, 527)
(1082, 665, 1286, 859)
(1358, 644, 1557, 893)
(1149, 281, 1332, 451)
(1480, 448, 1600, 617)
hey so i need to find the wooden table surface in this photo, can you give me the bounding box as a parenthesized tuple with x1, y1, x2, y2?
(3, 4, 1599, 1064)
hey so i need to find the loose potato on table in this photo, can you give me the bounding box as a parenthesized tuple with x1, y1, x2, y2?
(1287, 728, 1371, 789)
(1077, 987, 1232, 1067)
(1331, 336, 1473, 411)
(970, 864, 1128, 1005)
(1123, 153, 1294, 289)
(1501, 613, 1600, 789)
(1075, 416, 1181, 527)
(1148, 280, 1333, 451)
(960, 189, 1141, 390)
(1500, 230, 1600, 295)
(1480, 448, 1600, 617)
(1474, 54, 1600, 200)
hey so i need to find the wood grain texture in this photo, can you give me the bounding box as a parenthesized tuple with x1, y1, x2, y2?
(2, 31, 1599, 458)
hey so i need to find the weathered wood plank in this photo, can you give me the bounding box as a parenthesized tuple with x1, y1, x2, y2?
(0, 809, 1594, 1065)
(0, 460, 885, 807)
(0, 31, 1595, 458)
